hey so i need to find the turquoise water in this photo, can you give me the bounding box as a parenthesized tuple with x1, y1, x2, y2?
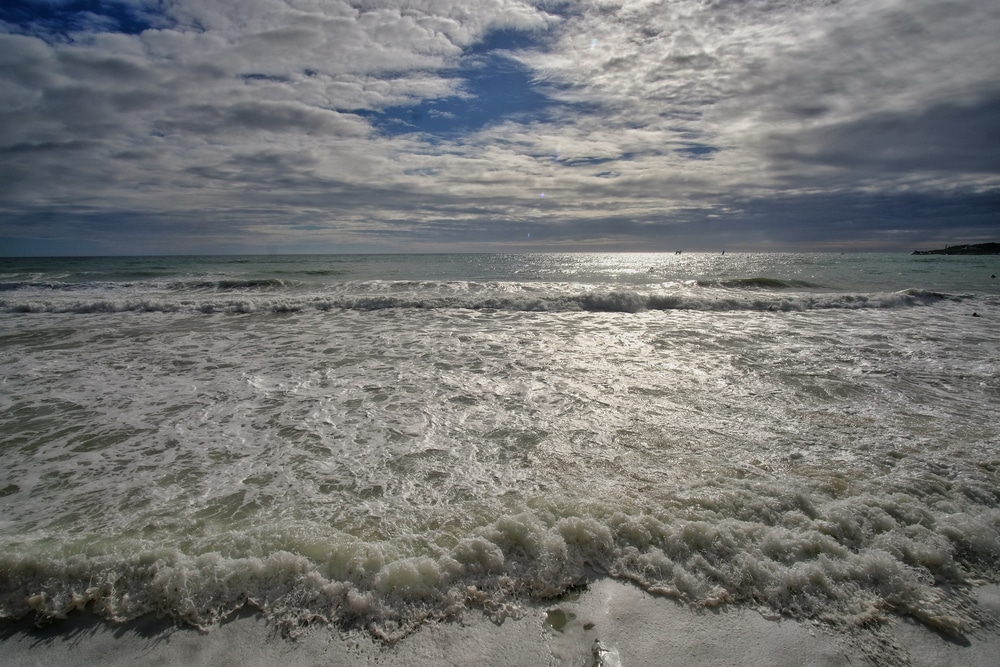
(1, 253, 999, 661)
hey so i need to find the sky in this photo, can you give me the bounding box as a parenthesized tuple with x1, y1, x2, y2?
(0, 0, 998, 256)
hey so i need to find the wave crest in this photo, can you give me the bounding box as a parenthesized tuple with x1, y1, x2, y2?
(2, 498, 996, 647)
(0, 287, 960, 315)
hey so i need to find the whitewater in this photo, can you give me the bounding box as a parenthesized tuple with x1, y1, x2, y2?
(1, 252, 999, 664)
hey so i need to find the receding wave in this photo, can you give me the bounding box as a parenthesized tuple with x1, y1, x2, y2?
(0, 287, 961, 315)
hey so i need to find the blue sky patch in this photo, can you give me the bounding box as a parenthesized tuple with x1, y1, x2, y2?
(365, 53, 555, 139)
(676, 144, 719, 159)
(0, 0, 159, 37)
(357, 27, 564, 140)
(241, 73, 292, 84)
(467, 27, 549, 55)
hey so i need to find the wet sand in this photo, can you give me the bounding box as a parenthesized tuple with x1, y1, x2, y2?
(4, 579, 999, 666)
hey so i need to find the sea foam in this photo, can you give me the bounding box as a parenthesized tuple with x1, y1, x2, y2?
(2, 253, 998, 666)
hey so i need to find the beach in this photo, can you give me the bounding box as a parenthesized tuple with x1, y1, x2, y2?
(3, 579, 1000, 666)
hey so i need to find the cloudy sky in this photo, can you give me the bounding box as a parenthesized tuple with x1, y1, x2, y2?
(1, 0, 998, 255)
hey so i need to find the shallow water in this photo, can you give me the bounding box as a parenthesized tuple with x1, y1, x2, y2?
(1, 253, 999, 654)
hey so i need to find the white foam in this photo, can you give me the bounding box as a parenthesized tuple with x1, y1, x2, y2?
(1, 255, 998, 664)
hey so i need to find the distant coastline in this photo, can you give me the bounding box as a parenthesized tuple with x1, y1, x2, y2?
(912, 242, 1000, 255)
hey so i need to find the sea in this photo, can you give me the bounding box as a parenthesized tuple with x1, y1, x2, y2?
(1, 253, 999, 656)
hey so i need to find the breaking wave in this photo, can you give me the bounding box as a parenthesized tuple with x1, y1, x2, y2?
(2, 477, 998, 644)
(700, 277, 824, 289)
(167, 278, 290, 291)
(0, 285, 964, 315)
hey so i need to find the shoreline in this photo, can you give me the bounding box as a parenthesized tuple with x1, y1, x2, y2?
(3, 579, 999, 666)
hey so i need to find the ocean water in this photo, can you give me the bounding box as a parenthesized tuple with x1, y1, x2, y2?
(1, 253, 999, 656)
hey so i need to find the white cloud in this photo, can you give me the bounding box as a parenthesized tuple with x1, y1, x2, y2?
(1, 0, 998, 252)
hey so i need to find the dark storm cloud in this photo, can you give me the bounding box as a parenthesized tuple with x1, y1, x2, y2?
(772, 96, 1000, 176)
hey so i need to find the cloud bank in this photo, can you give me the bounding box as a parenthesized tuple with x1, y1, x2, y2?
(1, 0, 997, 254)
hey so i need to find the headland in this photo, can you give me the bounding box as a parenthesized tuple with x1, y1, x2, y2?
(912, 242, 1000, 255)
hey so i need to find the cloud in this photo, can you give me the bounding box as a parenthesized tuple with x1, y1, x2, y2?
(769, 96, 1000, 178)
(0, 0, 998, 255)
(153, 100, 371, 137)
